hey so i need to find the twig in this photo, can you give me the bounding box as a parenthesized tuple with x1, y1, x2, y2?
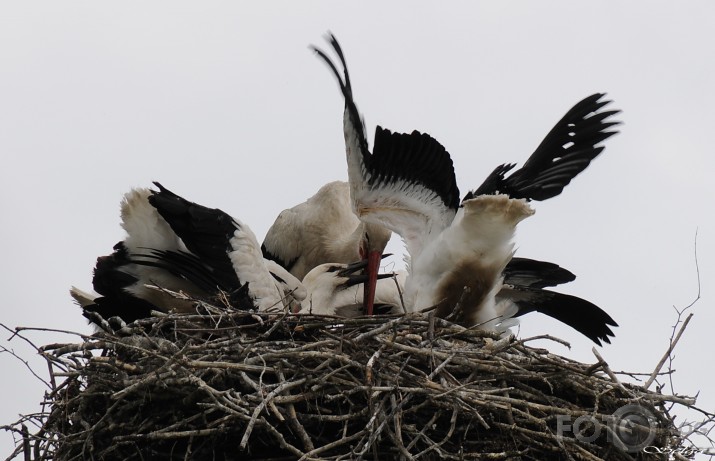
(0, 345, 51, 389)
(239, 377, 307, 449)
(644, 313, 693, 390)
(591, 348, 628, 393)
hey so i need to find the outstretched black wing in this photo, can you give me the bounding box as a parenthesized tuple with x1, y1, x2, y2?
(467, 93, 620, 201)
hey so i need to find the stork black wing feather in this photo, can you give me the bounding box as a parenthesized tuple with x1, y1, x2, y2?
(468, 93, 620, 201)
(371, 127, 461, 211)
(261, 243, 298, 274)
(81, 296, 156, 326)
(148, 182, 240, 289)
(92, 242, 137, 297)
(509, 287, 618, 346)
(313, 34, 460, 212)
(131, 249, 237, 293)
(311, 34, 371, 165)
(502, 257, 576, 288)
(88, 241, 158, 323)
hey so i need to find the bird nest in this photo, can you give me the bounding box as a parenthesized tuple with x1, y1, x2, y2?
(4, 299, 701, 460)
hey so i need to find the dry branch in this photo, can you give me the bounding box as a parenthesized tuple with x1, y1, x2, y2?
(1, 302, 706, 460)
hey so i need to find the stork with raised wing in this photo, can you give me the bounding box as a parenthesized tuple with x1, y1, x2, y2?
(311, 34, 619, 343)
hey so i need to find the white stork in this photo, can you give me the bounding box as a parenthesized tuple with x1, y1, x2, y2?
(72, 184, 307, 325)
(262, 180, 392, 316)
(311, 34, 619, 343)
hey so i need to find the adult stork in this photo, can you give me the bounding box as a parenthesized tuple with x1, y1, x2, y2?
(311, 34, 619, 341)
(73, 184, 306, 325)
(262, 180, 392, 316)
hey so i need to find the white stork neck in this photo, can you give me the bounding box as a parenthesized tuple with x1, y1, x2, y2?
(325, 221, 364, 263)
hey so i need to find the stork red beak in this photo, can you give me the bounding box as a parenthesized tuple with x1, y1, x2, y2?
(363, 250, 382, 316)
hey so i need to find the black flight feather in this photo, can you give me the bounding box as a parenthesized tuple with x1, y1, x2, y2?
(371, 127, 461, 212)
(503, 257, 576, 289)
(466, 93, 620, 201)
(86, 241, 158, 323)
(506, 286, 618, 346)
(147, 182, 241, 290)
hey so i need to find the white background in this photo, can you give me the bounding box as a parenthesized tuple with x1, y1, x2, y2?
(1, 2, 713, 457)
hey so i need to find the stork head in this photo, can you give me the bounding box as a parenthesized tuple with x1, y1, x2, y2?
(299, 260, 393, 316)
(357, 222, 392, 316)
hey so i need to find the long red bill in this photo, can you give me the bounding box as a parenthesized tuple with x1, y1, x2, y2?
(363, 250, 382, 316)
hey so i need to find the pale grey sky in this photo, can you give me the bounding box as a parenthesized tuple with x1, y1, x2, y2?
(1, 2, 713, 457)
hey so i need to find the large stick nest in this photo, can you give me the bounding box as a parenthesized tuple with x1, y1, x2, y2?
(8, 300, 693, 460)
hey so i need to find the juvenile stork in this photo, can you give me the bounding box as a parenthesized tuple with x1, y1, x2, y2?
(311, 34, 619, 342)
(298, 258, 403, 317)
(262, 180, 392, 316)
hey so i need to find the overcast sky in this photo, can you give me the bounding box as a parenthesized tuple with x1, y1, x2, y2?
(1, 2, 713, 457)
